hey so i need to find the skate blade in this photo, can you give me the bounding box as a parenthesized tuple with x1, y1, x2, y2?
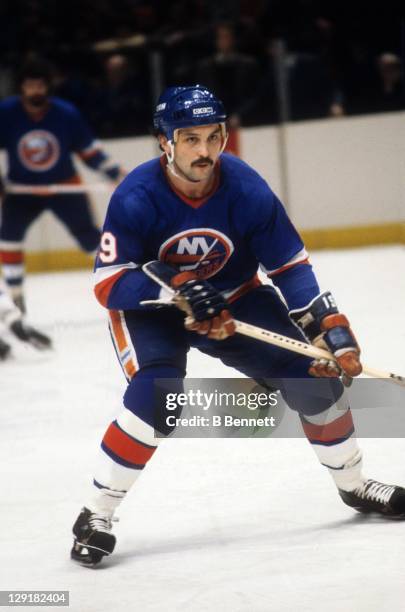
(353, 506, 405, 520)
(70, 543, 111, 568)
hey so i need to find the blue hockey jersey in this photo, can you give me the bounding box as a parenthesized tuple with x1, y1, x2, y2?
(0, 96, 114, 184)
(94, 153, 319, 311)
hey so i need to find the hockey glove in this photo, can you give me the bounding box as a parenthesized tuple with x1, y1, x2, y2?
(289, 291, 362, 381)
(170, 271, 236, 340)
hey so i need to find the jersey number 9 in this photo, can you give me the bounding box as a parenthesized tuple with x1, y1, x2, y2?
(99, 232, 117, 263)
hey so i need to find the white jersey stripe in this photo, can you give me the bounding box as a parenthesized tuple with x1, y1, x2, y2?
(260, 247, 309, 276)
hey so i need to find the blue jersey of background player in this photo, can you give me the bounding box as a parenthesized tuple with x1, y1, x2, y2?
(71, 85, 405, 567)
(0, 59, 125, 319)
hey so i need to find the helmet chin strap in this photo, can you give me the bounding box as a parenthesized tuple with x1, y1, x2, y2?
(165, 124, 228, 184)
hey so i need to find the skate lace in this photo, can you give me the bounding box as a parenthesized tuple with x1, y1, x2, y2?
(356, 479, 396, 505)
(88, 513, 119, 533)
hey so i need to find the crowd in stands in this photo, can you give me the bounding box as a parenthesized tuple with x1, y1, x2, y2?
(0, 0, 403, 137)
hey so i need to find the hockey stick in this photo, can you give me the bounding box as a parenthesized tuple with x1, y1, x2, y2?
(141, 263, 405, 387)
(232, 320, 405, 387)
(5, 183, 112, 195)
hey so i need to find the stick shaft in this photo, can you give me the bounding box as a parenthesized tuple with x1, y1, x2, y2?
(5, 183, 112, 195)
(234, 319, 405, 387)
(141, 263, 405, 387)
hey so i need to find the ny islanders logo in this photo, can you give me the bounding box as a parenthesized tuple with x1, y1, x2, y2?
(18, 130, 60, 172)
(159, 229, 234, 279)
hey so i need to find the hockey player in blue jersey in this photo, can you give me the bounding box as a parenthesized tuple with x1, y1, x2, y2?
(71, 85, 405, 566)
(0, 60, 125, 324)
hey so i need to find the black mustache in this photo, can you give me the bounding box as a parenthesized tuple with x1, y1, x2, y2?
(192, 158, 213, 166)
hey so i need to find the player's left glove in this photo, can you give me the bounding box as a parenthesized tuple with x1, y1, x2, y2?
(289, 291, 362, 382)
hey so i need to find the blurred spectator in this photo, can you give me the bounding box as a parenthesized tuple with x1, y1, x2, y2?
(52, 63, 91, 111)
(196, 22, 262, 127)
(287, 52, 344, 120)
(370, 53, 404, 113)
(0, 1, 403, 133)
(87, 54, 149, 137)
(0, 63, 14, 99)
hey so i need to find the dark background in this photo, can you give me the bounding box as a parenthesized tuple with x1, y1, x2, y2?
(1, 0, 404, 137)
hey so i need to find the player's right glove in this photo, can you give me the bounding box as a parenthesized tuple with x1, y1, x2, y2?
(170, 271, 236, 340)
(142, 261, 235, 341)
(289, 291, 362, 382)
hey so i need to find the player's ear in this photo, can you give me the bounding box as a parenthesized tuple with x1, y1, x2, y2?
(157, 134, 170, 154)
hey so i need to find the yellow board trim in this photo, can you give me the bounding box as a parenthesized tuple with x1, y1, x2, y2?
(22, 222, 405, 273)
(26, 250, 94, 273)
(301, 222, 405, 250)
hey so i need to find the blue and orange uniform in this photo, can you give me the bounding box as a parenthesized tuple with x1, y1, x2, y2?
(0, 95, 122, 302)
(70, 86, 403, 569)
(92, 153, 351, 476)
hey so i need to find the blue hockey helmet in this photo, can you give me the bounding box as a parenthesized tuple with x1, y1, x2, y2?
(153, 85, 227, 142)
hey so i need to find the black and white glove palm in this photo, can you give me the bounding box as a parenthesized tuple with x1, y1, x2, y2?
(171, 272, 236, 340)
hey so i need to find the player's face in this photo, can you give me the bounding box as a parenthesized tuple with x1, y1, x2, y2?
(21, 79, 49, 108)
(163, 124, 224, 183)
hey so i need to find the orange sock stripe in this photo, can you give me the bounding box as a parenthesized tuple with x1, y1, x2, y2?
(1, 251, 24, 264)
(301, 410, 354, 443)
(103, 421, 156, 465)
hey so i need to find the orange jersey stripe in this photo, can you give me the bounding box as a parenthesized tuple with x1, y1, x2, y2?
(301, 410, 354, 443)
(109, 310, 128, 352)
(94, 270, 127, 307)
(165, 251, 221, 264)
(109, 309, 138, 380)
(124, 359, 137, 379)
(103, 422, 156, 465)
(78, 148, 101, 161)
(227, 275, 262, 304)
(60, 175, 82, 185)
(268, 259, 310, 278)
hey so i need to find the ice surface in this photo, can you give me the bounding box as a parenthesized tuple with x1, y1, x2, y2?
(1, 245, 404, 612)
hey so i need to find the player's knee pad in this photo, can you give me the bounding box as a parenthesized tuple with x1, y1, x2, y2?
(279, 377, 345, 416)
(123, 364, 185, 436)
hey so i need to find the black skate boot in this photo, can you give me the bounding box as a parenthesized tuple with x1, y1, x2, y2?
(10, 320, 52, 350)
(71, 507, 116, 567)
(339, 479, 405, 519)
(0, 338, 11, 360)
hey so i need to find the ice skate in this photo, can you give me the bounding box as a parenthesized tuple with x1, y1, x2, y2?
(0, 337, 11, 360)
(10, 320, 52, 350)
(71, 507, 117, 567)
(339, 479, 405, 519)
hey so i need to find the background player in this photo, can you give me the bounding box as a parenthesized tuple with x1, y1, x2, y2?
(0, 59, 126, 326)
(71, 85, 405, 567)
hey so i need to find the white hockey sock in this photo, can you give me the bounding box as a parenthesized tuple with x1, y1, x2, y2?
(86, 408, 160, 516)
(301, 394, 365, 492)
